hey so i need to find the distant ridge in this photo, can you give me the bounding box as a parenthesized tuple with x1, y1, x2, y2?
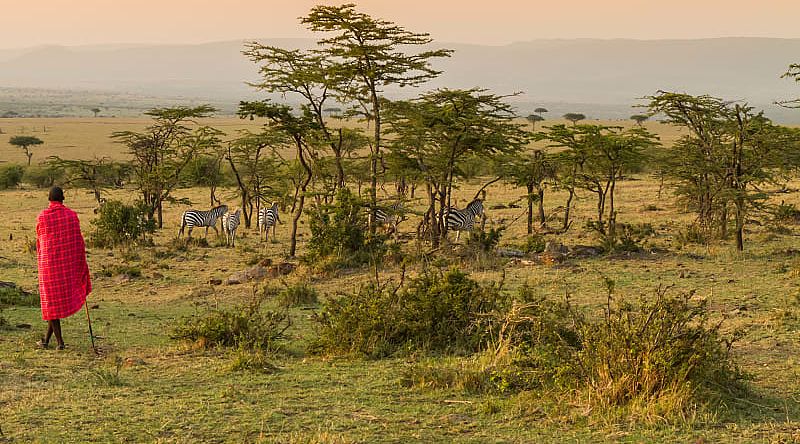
(0, 38, 798, 122)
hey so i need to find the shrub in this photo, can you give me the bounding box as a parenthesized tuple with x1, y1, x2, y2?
(588, 221, 655, 253)
(305, 188, 387, 270)
(90, 200, 155, 248)
(22, 164, 65, 188)
(675, 224, 710, 248)
(520, 234, 547, 254)
(310, 268, 507, 358)
(229, 345, 280, 374)
(278, 282, 319, 308)
(97, 264, 142, 278)
(172, 294, 291, 351)
(0, 164, 23, 189)
(772, 201, 800, 224)
(571, 285, 745, 415)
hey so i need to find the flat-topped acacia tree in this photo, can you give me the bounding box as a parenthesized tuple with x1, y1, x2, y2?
(9, 135, 43, 166)
(563, 113, 586, 126)
(301, 3, 452, 233)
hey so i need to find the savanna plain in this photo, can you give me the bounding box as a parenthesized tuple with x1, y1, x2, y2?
(1, 118, 800, 443)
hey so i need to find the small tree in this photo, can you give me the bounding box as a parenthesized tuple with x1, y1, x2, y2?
(630, 114, 649, 127)
(563, 113, 586, 126)
(91, 107, 101, 118)
(525, 114, 545, 131)
(499, 150, 556, 233)
(386, 88, 528, 245)
(111, 105, 221, 228)
(45, 156, 130, 204)
(9, 135, 43, 166)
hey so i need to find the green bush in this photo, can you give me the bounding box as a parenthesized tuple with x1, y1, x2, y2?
(520, 234, 547, 254)
(0, 164, 23, 189)
(305, 188, 387, 270)
(90, 200, 155, 248)
(22, 164, 65, 188)
(172, 295, 291, 351)
(278, 282, 319, 308)
(310, 268, 507, 358)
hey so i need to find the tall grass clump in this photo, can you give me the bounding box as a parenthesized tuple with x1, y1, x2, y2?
(0, 285, 39, 308)
(310, 268, 507, 358)
(278, 282, 319, 308)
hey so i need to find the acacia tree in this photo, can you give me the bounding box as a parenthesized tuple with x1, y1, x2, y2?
(563, 113, 586, 126)
(111, 105, 220, 228)
(386, 88, 528, 246)
(45, 156, 130, 204)
(526, 114, 545, 131)
(499, 150, 556, 233)
(9, 135, 43, 166)
(302, 3, 452, 232)
(226, 129, 284, 229)
(780, 63, 800, 108)
(91, 108, 101, 118)
(648, 91, 800, 250)
(238, 102, 329, 257)
(630, 114, 649, 127)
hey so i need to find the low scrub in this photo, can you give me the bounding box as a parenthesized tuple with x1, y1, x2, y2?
(0, 164, 23, 189)
(172, 294, 291, 352)
(310, 268, 507, 358)
(402, 281, 745, 422)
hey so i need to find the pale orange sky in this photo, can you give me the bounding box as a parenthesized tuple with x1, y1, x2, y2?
(3, 0, 800, 49)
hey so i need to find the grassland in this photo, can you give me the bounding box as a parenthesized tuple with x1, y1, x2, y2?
(1, 118, 800, 443)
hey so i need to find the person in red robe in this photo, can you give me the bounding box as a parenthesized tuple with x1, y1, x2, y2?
(36, 187, 91, 349)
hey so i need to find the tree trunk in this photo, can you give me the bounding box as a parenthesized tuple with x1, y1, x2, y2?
(537, 187, 546, 227)
(526, 183, 534, 235)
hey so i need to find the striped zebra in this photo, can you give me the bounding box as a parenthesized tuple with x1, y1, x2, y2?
(178, 205, 228, 238)
(445, 199, 484, 241)
(373, 202, 405, 235)
(257, 202, 281, 241)
(221, 208, 242, 247)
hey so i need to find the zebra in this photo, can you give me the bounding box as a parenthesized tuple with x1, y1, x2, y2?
(445, 199, 484, 241)
(373, 201, 405, 236)
(221, 208, 242, 247)
(257, 202, 281, 242)
(178, 205, 228, 239)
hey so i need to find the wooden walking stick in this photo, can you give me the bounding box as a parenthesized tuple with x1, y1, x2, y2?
(85, 303, 97, 354)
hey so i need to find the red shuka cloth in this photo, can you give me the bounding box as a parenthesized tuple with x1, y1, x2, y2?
(36, 201, 91, 320)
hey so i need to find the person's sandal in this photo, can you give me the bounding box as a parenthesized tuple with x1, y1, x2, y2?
(36, 339, 50, 349)
(56, 344, 66, 350)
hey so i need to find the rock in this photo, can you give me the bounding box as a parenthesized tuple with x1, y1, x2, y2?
(497, 248, 524, 258)
(208, 278, 222, 286)
(259, 258, 273, 267)
(90, 304, 100, 309)
(544, 241, 569, 255)
(151, 272, 164, 280)
(267, 262, 296, 277)
(114, 274, 131, 284)
(226, 273, 245, 285)
(15, 323, 31, 329)
(124, 357, 147, 367)
(245, 265, 267, 280)
(569, 245, 604, 258)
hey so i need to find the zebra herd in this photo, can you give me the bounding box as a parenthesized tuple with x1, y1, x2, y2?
(179, 204, 279, 247)
(177, 198, 485, 247)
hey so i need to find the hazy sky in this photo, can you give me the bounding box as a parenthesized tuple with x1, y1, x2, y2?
(3, 0, 800, 49)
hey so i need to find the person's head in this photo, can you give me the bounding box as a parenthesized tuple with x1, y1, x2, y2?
(48, 186, 64, 203)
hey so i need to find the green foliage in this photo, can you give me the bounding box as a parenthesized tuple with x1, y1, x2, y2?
(520, 234, 547, 254)
(22, 164, 65, 188)
(9, 135, 43, 165)
(172, 295, 291, 351)
(0, 285, 39, 308)
(0, 164, 24, 189)
(587, 221, 655, 253)
(562, 113, 586, 125)
(278, 282, 319, 308)
(310, 268, 507, 358)
(229, 346, 280, 374)
(90, 200, 155, 248)
(97, 264, 142, 278)
(306, 188, 387, 269)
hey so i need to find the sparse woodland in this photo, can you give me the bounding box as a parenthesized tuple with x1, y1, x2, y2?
(3, 4, 800, 443)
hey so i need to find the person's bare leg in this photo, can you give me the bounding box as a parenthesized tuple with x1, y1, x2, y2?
(52, 319, 64, 349)
(40, 321, 54, 348)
